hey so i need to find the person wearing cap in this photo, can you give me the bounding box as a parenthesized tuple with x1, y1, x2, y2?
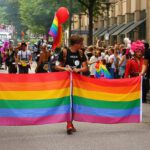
(16, 42, 32, 74)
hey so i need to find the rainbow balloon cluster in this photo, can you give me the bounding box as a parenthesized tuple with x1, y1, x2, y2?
(49, 7, 69, 50)
(95, 61, 112, 79)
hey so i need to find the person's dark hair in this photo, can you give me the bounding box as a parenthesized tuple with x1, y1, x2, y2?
(70, 35, 83, 46)
(21, 42, 27, 47)
(144, 42, 149, 50)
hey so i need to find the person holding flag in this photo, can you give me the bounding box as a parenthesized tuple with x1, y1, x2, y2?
(55, 34, 88, 134)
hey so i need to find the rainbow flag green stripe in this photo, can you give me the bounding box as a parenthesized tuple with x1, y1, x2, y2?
(73, 96, 140, 110)
(0, 97, 70, 109)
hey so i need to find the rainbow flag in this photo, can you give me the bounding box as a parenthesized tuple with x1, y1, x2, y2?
(73, 74, 142, 124)
(49, 15, 58, 39)
(0, 72, 142, 126)
(49, 15, 62, 50)
(95, 61, 112, 79)
(0, 72, 71, 126)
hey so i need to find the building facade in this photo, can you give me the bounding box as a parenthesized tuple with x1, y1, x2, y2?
(94, 0, 147, 45)
(65, 0, 150, 46)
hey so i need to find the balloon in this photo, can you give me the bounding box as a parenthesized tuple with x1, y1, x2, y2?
(56, 7, 69, 24)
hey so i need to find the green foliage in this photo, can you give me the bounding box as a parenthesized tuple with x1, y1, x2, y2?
(0, 0, 83, 37)
(0, 6, 9, 24)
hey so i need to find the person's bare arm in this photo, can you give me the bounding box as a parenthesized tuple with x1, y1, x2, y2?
(55, 61, 72, 72)
(73, 61, 88, 73)
(140, 59, 148, 75)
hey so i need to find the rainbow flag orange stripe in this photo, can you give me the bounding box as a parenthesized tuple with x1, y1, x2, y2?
(73, 74, 142, 124)
(0, 72, 71, 126)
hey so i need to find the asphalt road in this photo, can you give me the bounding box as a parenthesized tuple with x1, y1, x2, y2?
(0, 114, 150, 150)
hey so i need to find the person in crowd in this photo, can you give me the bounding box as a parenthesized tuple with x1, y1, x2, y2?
(49, 47, 61, 72)
(35, 43, 51, 73)
(5, 43, 17, 73)
(108, 48, 115, 78)
(16, 42, 32, 74)
(55, 35, 88, 135)
(124, 40, 144, 78)
(85, 45, 94, 61)
(118, 48, 127, 78)
(140, 42, 150, 103)
(0, 43, 3, 69)
(140, 42, 150, 75)
(88, 50, 101, 78)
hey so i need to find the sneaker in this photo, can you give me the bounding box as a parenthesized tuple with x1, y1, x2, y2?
(67, 128, 73, 135)
(66, 122, 77, 134)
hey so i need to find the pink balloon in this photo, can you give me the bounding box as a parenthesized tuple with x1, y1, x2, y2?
(56, 7, 69, 24)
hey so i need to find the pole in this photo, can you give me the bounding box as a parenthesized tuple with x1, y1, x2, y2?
(69, 0, 72, 46)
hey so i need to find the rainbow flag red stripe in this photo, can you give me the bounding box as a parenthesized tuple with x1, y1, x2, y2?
(0, 72, 71, 126)
(73, 74, 142, 124)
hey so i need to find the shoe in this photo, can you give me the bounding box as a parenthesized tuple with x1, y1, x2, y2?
(67, 128, 73, 135)
(66, 122, 76, 134)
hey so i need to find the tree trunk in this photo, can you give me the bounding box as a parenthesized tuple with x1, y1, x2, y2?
(88, 6, 93, 46)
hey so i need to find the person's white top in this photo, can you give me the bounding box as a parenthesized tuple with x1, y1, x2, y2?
(119, 54, 126, 67)
(18, 50, 31, 60)
(89, 56, 101, 75)
(108, 54, 115, 69)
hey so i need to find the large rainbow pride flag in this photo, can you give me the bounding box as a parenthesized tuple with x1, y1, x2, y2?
(0, 72, 142, 126)
(0, 72, 71, 126)
(73, 74, 142, 124)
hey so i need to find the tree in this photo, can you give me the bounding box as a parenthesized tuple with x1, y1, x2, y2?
(0, 0, 27, 39)
(78, 0, 102, 45)
(0, 6, 9, 24)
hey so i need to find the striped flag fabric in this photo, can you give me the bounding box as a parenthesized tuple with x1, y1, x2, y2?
(48, 14, 62, 50)
(0, 72, 71, 126)
(73, 74, 142, 124)
(0, 72, 142, 126)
